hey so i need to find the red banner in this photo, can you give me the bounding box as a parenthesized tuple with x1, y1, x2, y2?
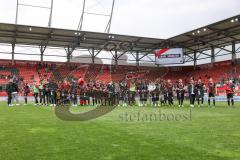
(216, 85, 240, 96)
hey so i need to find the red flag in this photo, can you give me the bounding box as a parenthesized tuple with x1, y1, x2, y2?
(155, 48, 169, 58)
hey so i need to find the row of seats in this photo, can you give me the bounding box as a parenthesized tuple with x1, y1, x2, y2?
(0, 60, 239, 87)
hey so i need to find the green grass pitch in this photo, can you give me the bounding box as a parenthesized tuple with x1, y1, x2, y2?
(0, 101, 240, 160)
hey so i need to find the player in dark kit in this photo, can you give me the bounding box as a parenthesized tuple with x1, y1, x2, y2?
(142, 81, 149, 106)
(49, 79, 58, 107)
(61, 79, 70, 104)
(208, 78, 216, 107)
(70, 78, 78, 106)
(195, 79, 205, 107)
(95, 81, 102, 106)
(114, 82, 120, 106)
(23, 81, 30, 105)
(100, 82, 108, 106)
(151, 81, 160, 107)
(79, 84, 87, 106)
(166, 79, 174, 106)
(159, 80, 166, 106)
(176, 79, 185, 107)
(225, 80, 235, 107)
(162, 81, 168, 105)
(6, 79, 14, 107)
(119, 81, 127, 107)
(137, 80, 143, 107)
(87, 81, 94, 106)
(107, 81, 115, 106)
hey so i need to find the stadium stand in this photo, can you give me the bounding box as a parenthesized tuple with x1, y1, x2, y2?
(84, 64, 102, 82)
(0, 60, 240, 97)
(96, 65, 112, 82)
(69, 65, 88, 80)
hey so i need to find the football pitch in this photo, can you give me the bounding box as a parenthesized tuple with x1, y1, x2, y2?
(0, 101, 240, 160)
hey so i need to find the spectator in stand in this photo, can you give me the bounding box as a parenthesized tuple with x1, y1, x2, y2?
(237, 75, 240, 85)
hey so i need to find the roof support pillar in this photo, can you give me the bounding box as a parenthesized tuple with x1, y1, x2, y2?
(114, 50, 118, 67)
(40, 53, 44, 62)
(65, 45, 75, 66)
(136, 51, 139, 67)
(11, 43, 15, 65)
(232, 41, 236, 65)
(193, 51, 197, 70)
(40, 41, 48, 62)
(91, 48, 95, 64)
(211, 46, 215, 68)
(66, 54, 70, 65)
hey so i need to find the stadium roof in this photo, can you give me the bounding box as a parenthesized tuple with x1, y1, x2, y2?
(0, 22, 164, 53)
(0, 14, 239, 55)
(169, 14, 240, 55)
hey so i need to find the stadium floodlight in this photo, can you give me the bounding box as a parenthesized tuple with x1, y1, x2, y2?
(230, 19, 235, 23)
(203, 28, 207, 32)
(74, 32, 78, 35)
(29, 27, 32, 31)
(235, 18, 238, 22)
(197, 30, 201, 34)
(108, 35, 115, 39)
(192, 32, 195, 35)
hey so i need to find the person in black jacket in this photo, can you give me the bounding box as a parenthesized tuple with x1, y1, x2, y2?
(49, 79, 58, 107)
(188, 79, 196, 107)
(195, 79, 204, 107)
(23, 81, 30, 105)
(6, 79, 14, 106)
(107, 81, 115, 106)
(70, 78, 78, 107)
(176, 79, 185, 107)
(12, 80, 20, 106)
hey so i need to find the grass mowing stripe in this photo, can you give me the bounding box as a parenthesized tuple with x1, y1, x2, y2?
(0, 101, 239, 160)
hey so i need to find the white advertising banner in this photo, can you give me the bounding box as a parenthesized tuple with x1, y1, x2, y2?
(155, 48, 184, 65)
